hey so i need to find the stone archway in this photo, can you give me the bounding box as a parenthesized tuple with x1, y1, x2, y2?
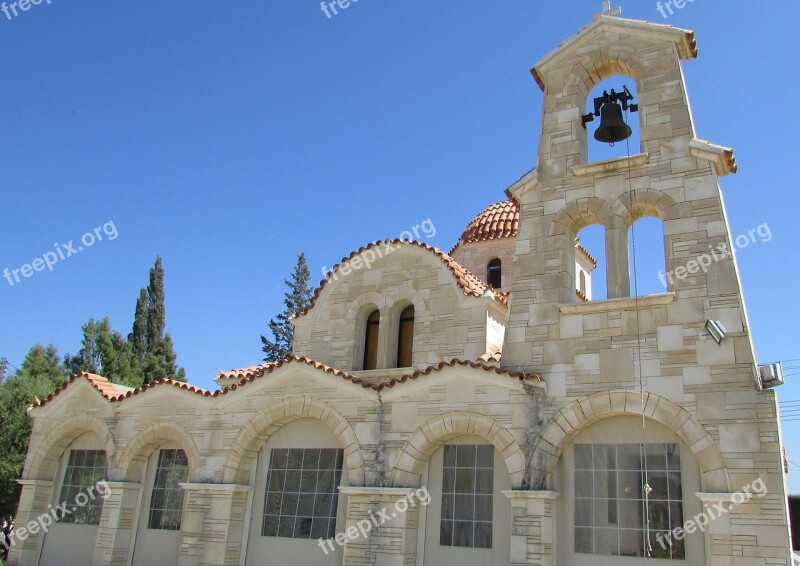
(530, 390, 730, 492)
(222, 396, 365, 486)
(116, 421, 202, 482)
(25, 413, 116, 481)
(390, 411, 526, 488)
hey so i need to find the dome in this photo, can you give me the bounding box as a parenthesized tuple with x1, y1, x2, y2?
(453, 200, 519, 250)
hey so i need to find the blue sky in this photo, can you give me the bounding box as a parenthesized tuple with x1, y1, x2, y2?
(2, 2, 800, 488)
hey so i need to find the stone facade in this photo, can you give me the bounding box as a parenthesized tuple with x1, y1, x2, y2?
(9, 10, 791, 566)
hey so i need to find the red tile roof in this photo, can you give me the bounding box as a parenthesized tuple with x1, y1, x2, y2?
(32, 372, 217, 408)
(220, 356, 540, 392)
(32, 356, 540, 409)
(298, 239, 508, 318)
(380, 358, 538, 389)
(575, 240, 598, 267)
(218, 356, 382, 391)
(449, 201, 598, 268)
(450, 200, 519, 254)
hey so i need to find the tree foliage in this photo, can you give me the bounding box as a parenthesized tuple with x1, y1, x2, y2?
(0, 345, 67, 519)
(261, 253, 313, 362)
(0, 258, 187, 521)
(64, 256, 185, 386)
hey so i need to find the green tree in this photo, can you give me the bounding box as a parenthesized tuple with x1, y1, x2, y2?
(137, 257, 184, 383)
(63, 256, 184, 386)
(65, 319, 144, 387)
(0, 346, 67, 519)
(261, 253, 313, 362)
(146, 257, 166, 351)
(129, 288, 148, 364)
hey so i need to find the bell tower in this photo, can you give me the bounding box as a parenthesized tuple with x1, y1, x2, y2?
(501, 8, 790, 565)
(503, 10, 740, 369)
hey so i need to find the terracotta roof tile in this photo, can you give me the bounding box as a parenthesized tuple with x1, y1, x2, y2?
(575, 240, 598, 267)
(33, 356, 540, 410)
(218, 356, 382, 392)
(479, 352, 502, 364)
(450, 200, 519, 254)
(32, 372, 218, 409)
(298, 240, 507, 318)
(380, 358, 539, 389)
(221, 356, 540, 392)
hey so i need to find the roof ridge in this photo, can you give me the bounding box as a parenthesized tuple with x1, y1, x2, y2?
(33, 357, 540, 409)
(297, 239, 507, 318)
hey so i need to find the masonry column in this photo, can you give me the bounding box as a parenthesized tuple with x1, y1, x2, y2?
(503, 490, 559, 566)
(93, 482, 142, 566)
(337, 487, 420, 566)
(178, 483, 252, 566)
(6, 479, 54, 566)
(605, 216, 630, 299)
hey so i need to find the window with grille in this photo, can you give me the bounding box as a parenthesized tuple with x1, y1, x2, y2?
(262, 448, 343, 540)
(574, 443, 684, 559)
(57, 450, 106, 525)
(148, 449, 189, 530)
(440, 445, 493, 549)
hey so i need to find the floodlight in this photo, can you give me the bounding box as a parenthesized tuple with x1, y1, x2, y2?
(704, 320, 727, 345)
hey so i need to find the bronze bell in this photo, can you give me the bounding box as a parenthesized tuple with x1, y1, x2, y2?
(594, 100, 632, 144)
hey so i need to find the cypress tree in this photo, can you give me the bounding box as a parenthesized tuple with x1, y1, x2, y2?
(261, 253, 313, 362)
(129, 288, 148, 364)
(146, 257, 166, 349)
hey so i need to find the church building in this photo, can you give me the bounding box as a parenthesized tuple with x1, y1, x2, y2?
(8, 7, 792, 566)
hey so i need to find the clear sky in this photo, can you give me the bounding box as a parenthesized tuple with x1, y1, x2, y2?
(2, 1, 800, 488)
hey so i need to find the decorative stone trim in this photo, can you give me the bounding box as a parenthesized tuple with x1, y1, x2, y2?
(15, 479, 53, 487)
(695, 492, 737, 503)
(559, 292, 675, 314)
(502, 490, 559, 500)
(338, 486, 415, 496)
(571, 152, 649, 176)
(690, 138, 737, 176)
(102, 481, 142, 491)
(179, 483, 252, 493)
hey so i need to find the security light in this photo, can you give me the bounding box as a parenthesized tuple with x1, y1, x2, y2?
(704, 319, 727, 345)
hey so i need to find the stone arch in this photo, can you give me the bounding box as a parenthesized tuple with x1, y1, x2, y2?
(345, 292, 387, 321)
(25, 413, 116, 481)
(390, 412, 526, 488)
(611, 188, 679, 228)
(222, 396, 365, 486)
(530, 390, 730, 492)
(549, 197, 612, 237)
(116, 421, 202, 483)
(564, 50, 649, 98)
(348, 293, 384, 370)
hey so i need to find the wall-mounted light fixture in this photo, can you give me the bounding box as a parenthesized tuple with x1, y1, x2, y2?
(703, 319, 727, 345)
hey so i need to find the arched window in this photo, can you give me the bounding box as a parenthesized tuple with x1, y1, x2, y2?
(363, 310, 380, 370)
(577, 225, 606, 300)
(396, 305, 414, 367)
(487, 258, 502, 289)
(629, 217, 666, 295)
